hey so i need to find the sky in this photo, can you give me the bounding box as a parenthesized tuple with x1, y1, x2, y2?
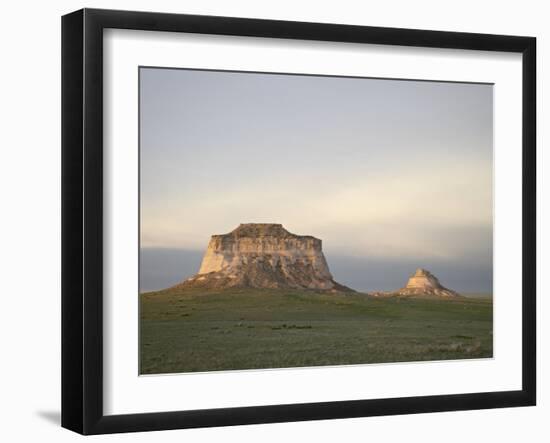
(139, 67, 493, 293)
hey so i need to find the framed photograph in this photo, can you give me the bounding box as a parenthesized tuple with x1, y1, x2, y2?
(62, 8, 536, 435)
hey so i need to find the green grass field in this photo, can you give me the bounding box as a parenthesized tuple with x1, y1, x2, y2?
(140, 288, 493, 374)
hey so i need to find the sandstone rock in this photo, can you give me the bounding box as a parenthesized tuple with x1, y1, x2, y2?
(174, 223, 353, 292)
(396, 268, 460, 297)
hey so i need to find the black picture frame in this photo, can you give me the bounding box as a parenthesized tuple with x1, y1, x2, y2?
(62, 8, 536, 435)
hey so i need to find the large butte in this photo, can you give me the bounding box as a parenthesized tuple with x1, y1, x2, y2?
(174, 223, 353, 292)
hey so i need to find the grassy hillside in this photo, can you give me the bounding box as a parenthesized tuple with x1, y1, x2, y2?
(140, 288, 493, 374)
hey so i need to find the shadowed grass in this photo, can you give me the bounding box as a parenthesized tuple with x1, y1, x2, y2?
(140, 288, 493, 374)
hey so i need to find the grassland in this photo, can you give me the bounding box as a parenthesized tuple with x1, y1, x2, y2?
(140, 288, 492, 374)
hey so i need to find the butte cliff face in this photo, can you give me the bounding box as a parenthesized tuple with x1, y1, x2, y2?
(396, 268, 460, 297)
(175, 223, 352, 292)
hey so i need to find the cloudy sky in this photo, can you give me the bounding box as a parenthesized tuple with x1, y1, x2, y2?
(140, 67, 493, 293)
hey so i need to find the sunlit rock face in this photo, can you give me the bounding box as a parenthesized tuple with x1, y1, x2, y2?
(175, 223, 352, 292)
(397, 268, 460, 297)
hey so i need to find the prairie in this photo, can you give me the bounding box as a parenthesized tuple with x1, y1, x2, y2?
(140, 288, 492, 374)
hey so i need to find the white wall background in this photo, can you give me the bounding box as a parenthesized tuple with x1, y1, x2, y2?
(0, 0, 546, 441)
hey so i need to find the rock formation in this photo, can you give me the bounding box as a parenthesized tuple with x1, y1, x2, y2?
(174, 223, 352, 292)
(396, 268, 460, 297)
(369, 269, 460, 298)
